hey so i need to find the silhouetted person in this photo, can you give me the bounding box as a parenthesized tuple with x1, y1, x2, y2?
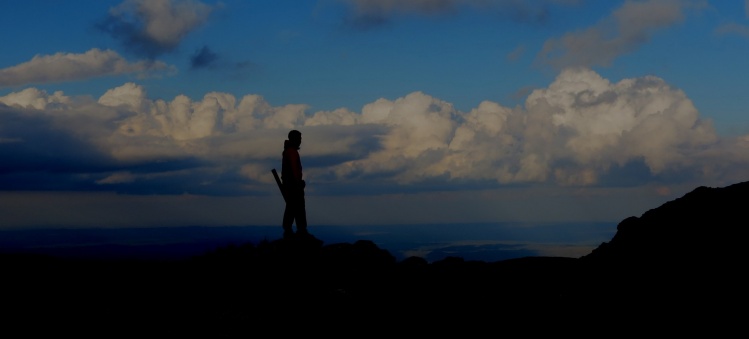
(281, 130, 309, 238)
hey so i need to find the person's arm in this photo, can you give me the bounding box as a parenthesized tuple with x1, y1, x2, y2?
(290, 150, 303, 182)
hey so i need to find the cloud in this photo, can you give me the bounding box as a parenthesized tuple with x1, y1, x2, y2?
(314, 68, 735, 187)
(1, 68, 747, 199)
(0, 49, 174, 88)
(715, 22, 749, 38)
(506, 45, 526, 61)
(338, 0, 581, 28)
(190, 46, 219, 69)
(0, 92, 125, 192)
(537, 0, 704, 69)
(339, 0, 460, 28)
(97, 0, 215, 58)
(713, 0, 749, 39)
(97, 171, 137, 184)
(523, 67, 717, 182)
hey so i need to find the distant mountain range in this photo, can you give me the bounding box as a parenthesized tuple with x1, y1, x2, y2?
(3, 181, 746, 336)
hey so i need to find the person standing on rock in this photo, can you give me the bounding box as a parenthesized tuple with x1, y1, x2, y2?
(281, 129, 309, 238)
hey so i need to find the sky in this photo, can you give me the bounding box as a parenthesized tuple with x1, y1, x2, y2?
(2, 0, 749, 259)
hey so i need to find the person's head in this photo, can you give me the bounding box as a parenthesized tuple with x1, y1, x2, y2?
(288, 130, 302, 148)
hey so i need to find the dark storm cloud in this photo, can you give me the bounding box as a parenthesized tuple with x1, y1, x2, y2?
(96, 18, 171, 59)
(0, 103, 221, 195)
(338, 0, 581, 29)
(98, 162, 252, 196)
(0, 104, 117, 191)
(190, 46, 219, 69)
(0, 105, 113, 175)
(96, 0, 215, 58)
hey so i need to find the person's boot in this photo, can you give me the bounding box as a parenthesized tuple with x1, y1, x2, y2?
(296, 228, 311, 238)
(283, 228, 294, 239)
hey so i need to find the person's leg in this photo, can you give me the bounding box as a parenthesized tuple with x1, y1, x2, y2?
(282, 202, 294, 238)
(293, 190, 308, 235)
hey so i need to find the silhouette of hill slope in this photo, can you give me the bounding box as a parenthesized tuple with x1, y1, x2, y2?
(3, 181, 747, 335)
(583, 181, 747, 263)
(580, 181, 746, 293)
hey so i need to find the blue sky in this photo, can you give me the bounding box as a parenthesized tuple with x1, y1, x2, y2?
(2, 0, 749, 259)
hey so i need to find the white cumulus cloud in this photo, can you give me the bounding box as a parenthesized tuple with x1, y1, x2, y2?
(0, 49, 174, 88)
(2, 68, 746, 197)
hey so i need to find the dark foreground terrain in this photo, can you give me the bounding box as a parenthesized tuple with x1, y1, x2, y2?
(3, 182, 747, 336)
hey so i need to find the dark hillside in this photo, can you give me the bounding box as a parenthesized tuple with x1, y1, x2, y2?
(573, 181, 747, 331)
(3, 181, 747, 336)
(578, 182, 746, 295)
(582, 181, 747, 264)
